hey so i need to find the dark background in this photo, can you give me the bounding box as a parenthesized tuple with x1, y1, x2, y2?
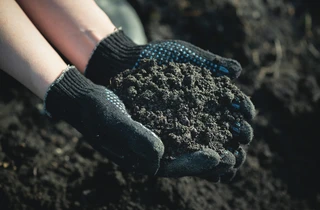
(1, 0, 320, 209)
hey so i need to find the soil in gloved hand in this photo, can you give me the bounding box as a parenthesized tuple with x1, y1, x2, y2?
(109, 60, 249, 160)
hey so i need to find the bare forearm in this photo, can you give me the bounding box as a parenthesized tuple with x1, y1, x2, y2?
(0, 0, 67, 99)
(17, 0, 116, 72)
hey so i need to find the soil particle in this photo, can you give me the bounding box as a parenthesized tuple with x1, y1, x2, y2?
(110, 60, 246, 158)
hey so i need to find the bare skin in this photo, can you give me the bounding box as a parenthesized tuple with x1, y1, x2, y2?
(0, 0, 67, 99)
(0, 0, 116, 98)
(16, 0, 116, 73)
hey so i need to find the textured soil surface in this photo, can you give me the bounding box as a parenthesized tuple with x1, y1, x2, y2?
(110, 60, 247, 159)
(1, 0, 320, 210)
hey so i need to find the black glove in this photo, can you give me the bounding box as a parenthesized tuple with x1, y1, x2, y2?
(44, 66, 164, 175)
(85, 30, 242, 83)
(84, 30, 255, 182)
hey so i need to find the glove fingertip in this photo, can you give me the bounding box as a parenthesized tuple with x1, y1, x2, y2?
(219, 149, 236, 167)
(220, 58, 242, 79)
(234, 147, 246, 168)
(127, 121, 164, 175)
(158, 148, 221, 177)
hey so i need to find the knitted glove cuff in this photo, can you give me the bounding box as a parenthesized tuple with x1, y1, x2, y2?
(44, 65, 95, 119)
(84, 29, 144, 84)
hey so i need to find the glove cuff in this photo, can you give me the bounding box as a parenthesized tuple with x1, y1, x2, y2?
(44, 65, 95, 120)
(84, 29, 144, 85)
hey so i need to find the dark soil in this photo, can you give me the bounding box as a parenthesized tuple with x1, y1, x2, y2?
(1, 0, 320, 210)
(110, 60, 247, 159)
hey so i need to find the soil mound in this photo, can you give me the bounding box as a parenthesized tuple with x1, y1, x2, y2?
(110, 60, 247, 159)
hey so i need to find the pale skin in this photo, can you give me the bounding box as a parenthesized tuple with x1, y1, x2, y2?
(0, 0, 116, 99)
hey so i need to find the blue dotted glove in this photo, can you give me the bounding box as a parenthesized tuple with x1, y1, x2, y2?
(85, 30, 242, 83)
(134, 41, 240, 79)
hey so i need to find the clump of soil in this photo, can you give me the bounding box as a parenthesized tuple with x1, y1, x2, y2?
(110, 60, 247, 158)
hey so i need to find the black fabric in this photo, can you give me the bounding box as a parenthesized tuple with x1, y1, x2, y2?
(85, 30, 144, 85)
(44, 66, 164, 175)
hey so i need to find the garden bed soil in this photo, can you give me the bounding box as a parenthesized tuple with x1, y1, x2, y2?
(1, 0, 320, 209)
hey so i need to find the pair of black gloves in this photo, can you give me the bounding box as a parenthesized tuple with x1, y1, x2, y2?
(44, 30, 255, 182)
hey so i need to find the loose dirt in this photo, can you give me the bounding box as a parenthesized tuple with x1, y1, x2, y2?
(110, 60, 247, 159)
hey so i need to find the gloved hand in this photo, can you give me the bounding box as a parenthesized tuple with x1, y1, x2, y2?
(85, 30, 242, 83)
(84, 30, 255, 182)
(44, 65, 164, 175)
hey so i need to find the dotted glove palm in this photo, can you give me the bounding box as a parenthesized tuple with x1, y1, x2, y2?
(85, 30, 255, 182)
(44, 66, 164, 175)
